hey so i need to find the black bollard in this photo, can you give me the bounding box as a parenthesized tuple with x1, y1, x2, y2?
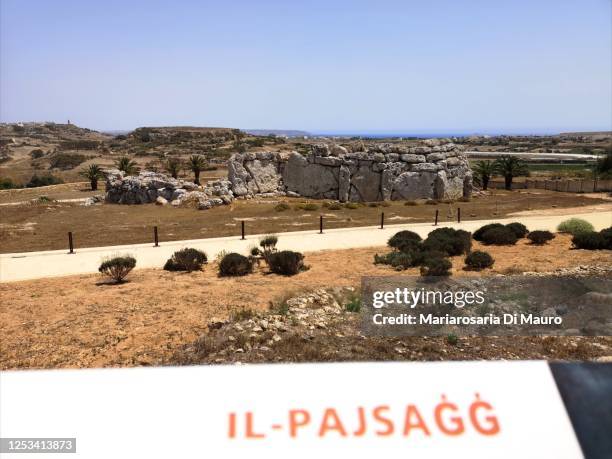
(434, 209, 439, 226)
(319, 215, 323, 234)
(457, 207, 461, 223)
(380, 212, 384, 229)
(154, 226, 159, 247)
(241, 221, 245, 240)
(68, 231, 74, 254)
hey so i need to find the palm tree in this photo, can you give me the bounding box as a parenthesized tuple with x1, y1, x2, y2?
(494, 156, 529, 190)
(472, 160, 496, 190)
(188, 154, 207, 184)
(165, 158, 182, 179)
(115, 156, 138, 175)
(79, 164, 104, 191)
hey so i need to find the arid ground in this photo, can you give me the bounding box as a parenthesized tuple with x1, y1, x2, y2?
(1, 187, 610, 253)
(1, 234, 610, 370)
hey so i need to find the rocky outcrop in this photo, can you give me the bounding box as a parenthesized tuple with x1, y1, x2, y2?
(227, 141, 472, 202)
(103, 169, 234, 210)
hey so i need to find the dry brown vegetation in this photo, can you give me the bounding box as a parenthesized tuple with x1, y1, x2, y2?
(1, 234, 610, 370)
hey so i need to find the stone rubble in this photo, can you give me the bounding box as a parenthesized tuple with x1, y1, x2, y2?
(228, 140, 473, 202)
(103, 169, 234, 210)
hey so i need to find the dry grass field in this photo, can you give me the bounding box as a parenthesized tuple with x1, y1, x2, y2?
(1, 234, 610, 370)
(1, 188, 610, 253)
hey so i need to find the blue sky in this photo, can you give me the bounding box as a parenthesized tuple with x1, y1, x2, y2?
(1, 0, 610, 133)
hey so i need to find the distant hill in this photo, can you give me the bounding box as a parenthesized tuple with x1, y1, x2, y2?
(244, 129, 311, 137)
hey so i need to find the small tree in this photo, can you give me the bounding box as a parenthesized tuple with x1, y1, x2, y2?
(494, 156, 528, 190)
(259, 234, 278, 261)
(115, 156, 138, 175)
(188, 154, 207, 185)
(472, 160, 496, 190)
(99, 255, 136, 283)
(79, 164, 104, 191)
(165, 158, 183, 179)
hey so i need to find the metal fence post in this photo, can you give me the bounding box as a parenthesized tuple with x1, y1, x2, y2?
(434, 209, 439, 226)
(241, 221, 245, 240)
(68, 232, 74, 254)
(154, 226, 159, 247)
(380, 212, 384, 229)
(319, 215, 323, 234)
(457, 207, 461, 223)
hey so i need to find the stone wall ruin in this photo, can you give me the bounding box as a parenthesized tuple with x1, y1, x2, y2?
(228, 141, 472, 202)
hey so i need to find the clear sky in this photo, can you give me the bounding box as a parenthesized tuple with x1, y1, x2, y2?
(1, 0, 611, 134)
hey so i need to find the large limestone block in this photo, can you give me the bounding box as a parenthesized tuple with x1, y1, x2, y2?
(227, 159, 250, 196)
(349, 165, 382, 202)
(338, 165, 351, 202)
(283, 153, 339, 198)
(391, 171, 437, 200)
(434, 170, 464, 200)
(243, 159, 282, 193)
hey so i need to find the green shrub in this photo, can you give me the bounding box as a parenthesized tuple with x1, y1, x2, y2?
(323, 201, 343, 210)
(388, 230, 422, 252)
(557, 218, 595, 236)
(420, 256, 452, 276)
(446, 334, 459, 345)
(274, 202, 290, 212)
(404, 200, 418, 206)
(219, 253, 253, 276)
(425, 199, 439, 205)
(480, 227, 518, 245)
(259, 235, 278, 259)
(527, 230, 555, 245)
(572, 231, 611, 250)
(422, 228, 471, 255)
(344, 202, 360, 209)
(0, 177, 18, 189)
(30, 149, 44, 159)
(473, 223, 504, 241)
(506, 222, 528, 238)
(374, 251, 415, 270)
(267, 250, 305, 275)
(164, 248, 207, 272)
(465, 251, 495, 270)
(99, 255, 136, 283)
(296, 202, 318, 211)
(25, 174, 64, 188)
(345, 295, 361, 313)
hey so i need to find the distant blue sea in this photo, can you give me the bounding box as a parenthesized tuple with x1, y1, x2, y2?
(309, 131, 562, 138)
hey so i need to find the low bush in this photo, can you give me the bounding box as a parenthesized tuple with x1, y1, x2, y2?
(267, 250, 305, 275)
(0, 177, 18, 189)
(274, 202, 290, 212)
(480, 227, 518, 245)
(388, 230, 422, 252)
(527, 230, 555, 245)
(345, 295, 361, 313)
(465, 251, 494, 270)
(473, 223, 504, 241)
(30, 149, 44, 159)
(374, 251, 414, 270)
(422, 228, 471, 255)
(557, 218, 595, 236)
(323, 201, 343, 210)
(420, 256, 452, 276)
(506, 222, 528, 238)
(344, 202, 360, 209)
(25, 173, 63, 188)
(164, 248, 207, 272)
(404, 200, 418, 206)
(572, 231, 611, 250)
(219, 253, 253, 276)
(295, 202, 318, 211)
(99, 255, 136, 283)
(425, 199, 439, 205)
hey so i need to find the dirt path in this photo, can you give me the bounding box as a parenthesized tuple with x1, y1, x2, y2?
(1, 235, 611, 370)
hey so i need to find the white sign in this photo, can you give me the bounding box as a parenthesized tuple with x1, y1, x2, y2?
(1, 361, 583, 458)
